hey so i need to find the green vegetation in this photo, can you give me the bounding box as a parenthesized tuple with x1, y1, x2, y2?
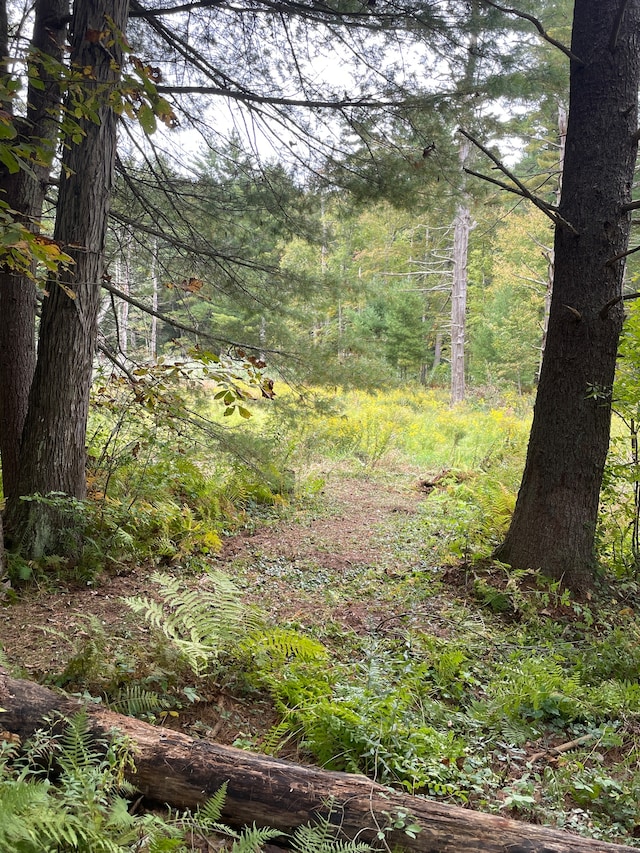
(0, 711, 371, 852)
(4, 382, 640, 846)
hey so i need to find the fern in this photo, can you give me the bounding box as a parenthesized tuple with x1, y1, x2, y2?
(243, 628, 329, 668)
(232, 823, 284, 853)
(107, 685, 164, 718)
(195, 780, 229, 828)
(57, 709, 102, 775)
(125, 570, 259, 676)
(291, 809, 371, 853)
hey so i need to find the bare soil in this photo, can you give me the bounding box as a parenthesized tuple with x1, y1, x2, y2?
(0, 469, 429, 748)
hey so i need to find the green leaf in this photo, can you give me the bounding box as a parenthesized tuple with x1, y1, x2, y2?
(137, 103, 157, 135)
(0, 121, 17, 140)
(0, 145, 20, 173)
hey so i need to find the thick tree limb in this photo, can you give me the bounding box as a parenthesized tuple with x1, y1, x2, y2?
(0, 670, 636, 853)
(479, 0, 583, 65)
(458, 128, 579, 235)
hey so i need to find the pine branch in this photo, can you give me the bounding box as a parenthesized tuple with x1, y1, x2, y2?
(155, 85, 405, 109)
(479, 0, 583, 64)
(100, 279, 281, 354)
(458, 128, 578, 235)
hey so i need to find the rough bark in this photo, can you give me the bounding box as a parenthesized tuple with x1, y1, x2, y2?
(0, 670, 635, 853)
(494, 0, 640, 589)
(5, 0, 130, 555)
(0, 0, 69, 504)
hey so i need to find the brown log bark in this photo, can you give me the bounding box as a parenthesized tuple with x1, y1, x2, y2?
(0, 669, 635, 853)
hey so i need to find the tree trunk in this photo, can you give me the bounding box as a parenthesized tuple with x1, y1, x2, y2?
(450, 189, 471, 404)
(0, 0, 68, 504)
(0, 670, 635, 853)
(495, 0, 640, 589)
(4, 0, 130, 556)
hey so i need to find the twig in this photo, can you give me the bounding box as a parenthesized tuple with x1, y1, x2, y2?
(479, 0, 583, 64)
(101, 279, 283, 355)
(458, 128, 579, 235)
(529, 733, 595, 764)
(605, 243, 640, 267)
(96, 342, 137, 383)
(600, 290, 640, 319)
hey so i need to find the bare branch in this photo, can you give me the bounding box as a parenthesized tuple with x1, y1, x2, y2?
(599, 290, 640, 319)
(464, 166, 530, 198)
(97, 342, 137, 382)
(156, 85, 407, 110)
(459, 128, 579, 235)
(622, 198, 640, 212)
(479, 0, 583, 65)
(605, 243, 640, 267)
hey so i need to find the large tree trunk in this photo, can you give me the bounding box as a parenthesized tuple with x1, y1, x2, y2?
(495, 0, 640, 589)
(4, 0, 130, 556)
(0, 0, 68, 504)
(0, 670, 635, 853)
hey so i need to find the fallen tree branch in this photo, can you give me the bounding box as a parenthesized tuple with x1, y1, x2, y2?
(0, 670, 636, 853)
(529, 733, 595, 764)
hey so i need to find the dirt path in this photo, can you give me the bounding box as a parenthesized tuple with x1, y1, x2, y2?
(0, 470, 427, 743)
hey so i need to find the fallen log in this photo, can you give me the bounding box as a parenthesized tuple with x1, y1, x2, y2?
(0, 669, 635, 853)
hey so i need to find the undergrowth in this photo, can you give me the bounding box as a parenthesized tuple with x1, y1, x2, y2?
(0, 712, 377, 853)
(7, 384, 640, 846)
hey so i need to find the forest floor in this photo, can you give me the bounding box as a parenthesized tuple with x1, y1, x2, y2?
(0, 464, 438, 749)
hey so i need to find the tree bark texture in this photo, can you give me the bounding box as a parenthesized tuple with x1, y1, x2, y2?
(0, 670, 636, 853)
(0, 0, 69, 504)
(5, 0, 130, 555)
(495, 0, 640, 589)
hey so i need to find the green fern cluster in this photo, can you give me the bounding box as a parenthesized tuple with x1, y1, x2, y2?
(125, 573, 330, 685)
(125, 570, 259, 676)
(0, 712, 141, 852)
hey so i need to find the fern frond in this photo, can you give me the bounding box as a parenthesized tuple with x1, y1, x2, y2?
(107, 686, 163, 717)
(195, 781, 229, 828)
(291, 810, 372, 853)
(231, 823, 283, 853)
(124, 570, 258, 676)
(57, 710, 102, 775)
(292, 819, 372, 853)
(261, 717, 300, 756)
(243, 628, 328, 668)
